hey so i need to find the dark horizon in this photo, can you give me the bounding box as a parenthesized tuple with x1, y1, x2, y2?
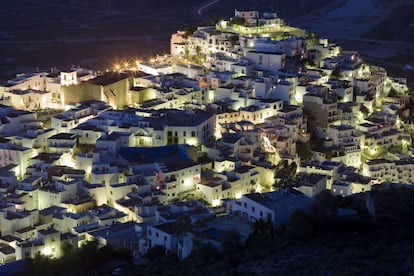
(0, 0, 413, 80)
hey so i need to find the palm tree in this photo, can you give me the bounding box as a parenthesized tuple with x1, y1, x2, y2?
(251, 218, 266, 235)
(251, 217, 275, 239)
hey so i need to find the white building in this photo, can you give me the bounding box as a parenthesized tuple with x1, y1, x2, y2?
(47, 133, 77, 154)
(299, 160, 344, 189)
(246, 51, 286, 72)
(3, 89, 52, 111)
(294, 173, 326, 197)
(0, 140, 36, 179)
(146, 222, 183, 254)
(231, 189, 312, 226)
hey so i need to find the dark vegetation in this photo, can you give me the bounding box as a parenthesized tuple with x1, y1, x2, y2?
(28, 239, 132, 276)
(274, 159, 298, 189)
(136, 188, 414, 275)
(28, 188, 414, 275)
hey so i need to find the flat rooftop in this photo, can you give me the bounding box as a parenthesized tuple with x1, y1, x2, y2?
(87, 72, 129, 86)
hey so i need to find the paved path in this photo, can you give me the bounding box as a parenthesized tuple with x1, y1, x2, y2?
(197, 0, 219, 15)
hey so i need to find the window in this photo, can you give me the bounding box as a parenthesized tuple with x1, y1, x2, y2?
(251, 207, 255, 212)
(191, 131, 196, 137)
(258, 55, 263, 65)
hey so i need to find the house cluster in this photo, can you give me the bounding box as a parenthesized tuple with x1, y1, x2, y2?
(0, 9, 411, 263)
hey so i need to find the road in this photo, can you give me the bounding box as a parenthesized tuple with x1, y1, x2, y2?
(328, 36, 414, 52)
(197, 0, 219, 15)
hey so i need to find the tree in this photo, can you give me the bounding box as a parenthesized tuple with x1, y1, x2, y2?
(251, 218, 267, 235)
(274, 160, 298, 190)
(289, 162, 297, 178)
(77, 239, 112, 270)
(188, 242, 220, 265)
(195, 46, 201, 56)
(282, 31, 291, 39)
(230, 17, 246, 26)
(279, 160, 297, 177)
(146, 245, 165, 259)
(330, 67, 341, 79)
(287, 209, 314, 242)
(184, 46, 190, 59)
(222, 229, 242, 254)
(297, 141, 312, 161)
(172, 214, 191, 235)
(183, 26, 196, 39)
(33, 252, 53, 276)
(311, 190, 337, 219)
(250, 216, 275, 241)
(360, 104, 370, 117)
(56, 242, 76, 271)
(229, 35, 238, 46)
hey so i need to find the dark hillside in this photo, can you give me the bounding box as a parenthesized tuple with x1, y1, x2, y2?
(136, 188, 414, 275)
(0, 0, 335, 77)
(365, 3, 414, 42)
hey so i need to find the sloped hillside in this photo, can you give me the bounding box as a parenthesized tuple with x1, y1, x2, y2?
(365, 3, 414, 42)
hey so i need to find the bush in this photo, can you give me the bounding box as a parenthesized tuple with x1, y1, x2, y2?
(115, 248, 133, 261)
(146, 245, 165, 259)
